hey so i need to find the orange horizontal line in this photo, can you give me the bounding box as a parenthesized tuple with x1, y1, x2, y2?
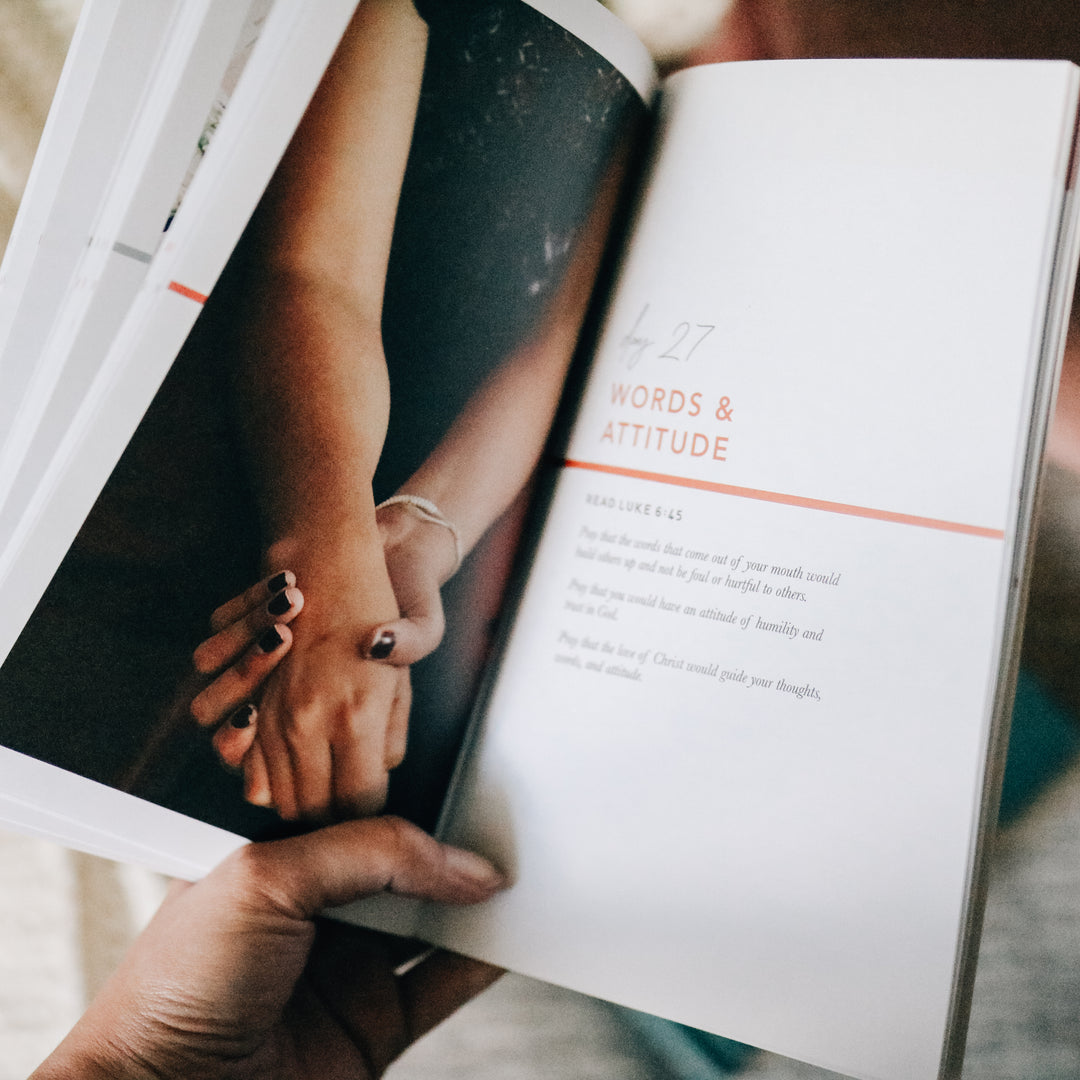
(167, 280, 208, 304)
(563, 459, 1004, 540)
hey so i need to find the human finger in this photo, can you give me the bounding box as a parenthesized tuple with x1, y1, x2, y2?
(330, 695, 396, 820)
(190, 623, 293, 728)
(212, 704, 258, 769)
(236, 816, 506, 916)
(331, 736, 390, 821)
(208, 570, 296, 634)
(194, 586, 304, 674)
(243, 742, 272, 807)
(384, 669, 410, 770)
(258, 706, 300, 821)
(286, 714, 335, 823)
(362, 589, 445, 667)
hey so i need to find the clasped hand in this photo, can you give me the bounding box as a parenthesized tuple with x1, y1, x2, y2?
(190, 501, 460, 820)
(31, 817, 505, 1080)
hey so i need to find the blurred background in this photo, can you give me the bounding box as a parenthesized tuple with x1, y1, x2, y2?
(1, 2, 1077, 1079)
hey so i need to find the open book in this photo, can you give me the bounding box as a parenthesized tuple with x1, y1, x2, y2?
(1, 2, 1079, 1079)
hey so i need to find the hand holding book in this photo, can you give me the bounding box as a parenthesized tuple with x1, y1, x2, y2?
(30, 817, 505, 1080)
(7, 1, 1076, 1076)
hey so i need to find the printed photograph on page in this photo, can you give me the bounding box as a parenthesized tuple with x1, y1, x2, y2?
(0, 0, 648, 839)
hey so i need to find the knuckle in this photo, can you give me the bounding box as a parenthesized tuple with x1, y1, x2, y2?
(221, 844, 303, 918)
(369, 815, 414, 855)
(218, 844, 270, 901)
(342, 707, 375, 741)
(283, 705, 322, 742)
(338, 773, 390, 820)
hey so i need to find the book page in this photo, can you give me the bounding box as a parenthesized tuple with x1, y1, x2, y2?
(0, 0, 269, 533)
(424, 60, 1080, 1080)
(0, 0, 650, 871)
(0, 0, 179, 462)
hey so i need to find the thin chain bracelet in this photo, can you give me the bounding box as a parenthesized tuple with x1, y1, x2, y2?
(375, 493, 463, 572)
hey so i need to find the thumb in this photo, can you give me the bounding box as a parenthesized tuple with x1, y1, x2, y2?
(234, 817, 505, 919)
(363, 592, 446, 666)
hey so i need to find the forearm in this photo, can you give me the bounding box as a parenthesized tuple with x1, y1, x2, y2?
(392, 158, 627, 565)
(399, 337, 570, 560)
(234, 0, 426, 555)
(236, 270, 390, 548)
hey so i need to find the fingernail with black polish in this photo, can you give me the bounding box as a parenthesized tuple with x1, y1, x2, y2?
(368, 629, 395, 660)
(267, 589, 291, 616)
(267, 571, 290, 594)
(258, 626, 284, 653)
(230, 703, 256, 729)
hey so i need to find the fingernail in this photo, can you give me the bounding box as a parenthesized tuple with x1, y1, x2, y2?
(368, 629, 395, 660)
(230, 703, 256, 729)
(267, 571, 292, 594)
(267, 589, 292, 616)
(444, 847, 507, 892)
(258, 626, 284, 653)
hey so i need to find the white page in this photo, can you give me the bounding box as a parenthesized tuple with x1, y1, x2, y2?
(0, 749, 237, 877)
(0, 0, 180, 446)
(0, 805, 160, 867)
(0, 0, 361, 665)
(418, 60, 1080, 1080)
(0, 0, 269, 545)
(0, 0, 121, 341)
(0, 795, 207, 879)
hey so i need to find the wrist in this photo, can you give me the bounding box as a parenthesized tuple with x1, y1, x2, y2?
(33, 1035, 152, 1080)
(377, 496, 461, 586)
(264, 525, 399, 632)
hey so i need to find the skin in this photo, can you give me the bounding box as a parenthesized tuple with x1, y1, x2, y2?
(229, 0, 428, 822)
(30, 818, 505, 1080)
(221, 0, 632, 819)
(36, 4, 1080, 1076)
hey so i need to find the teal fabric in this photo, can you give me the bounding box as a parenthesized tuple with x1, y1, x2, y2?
(612, 1006, 754, 1077)
(998, 667, 1080, 824)
(619, 667, 1079, 1077)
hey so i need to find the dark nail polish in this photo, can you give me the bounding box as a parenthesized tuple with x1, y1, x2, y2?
(230, 703, 256, 729)
(369, 629, 395, 660)
(267, 589, 291, 616)
(258, 626, 284, 653)
(267, 571, 289, 594)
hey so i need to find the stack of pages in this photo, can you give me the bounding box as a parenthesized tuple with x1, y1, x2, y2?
(1, 2, 1079, 1078)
